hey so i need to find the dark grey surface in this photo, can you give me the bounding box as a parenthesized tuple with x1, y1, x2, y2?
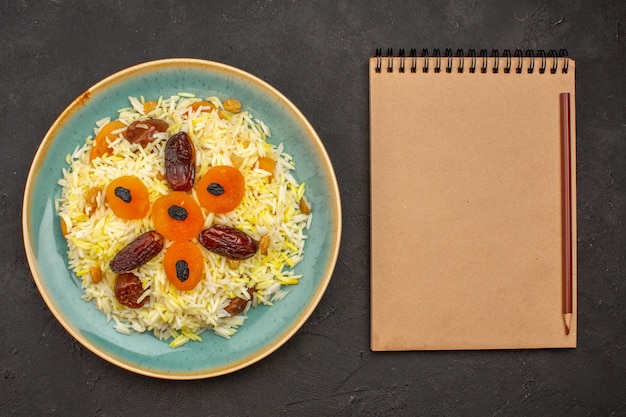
(2, 0, 625, 416)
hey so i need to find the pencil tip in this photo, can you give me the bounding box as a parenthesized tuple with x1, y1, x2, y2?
(563, 313, 572, 335)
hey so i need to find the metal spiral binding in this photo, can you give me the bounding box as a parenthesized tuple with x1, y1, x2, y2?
(374, 48, 569, 74)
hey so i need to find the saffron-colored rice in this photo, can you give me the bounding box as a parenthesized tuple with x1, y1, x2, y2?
(55, 93, 311, 347)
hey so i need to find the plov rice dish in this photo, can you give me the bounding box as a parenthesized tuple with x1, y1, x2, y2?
(55, 93, 312, 348)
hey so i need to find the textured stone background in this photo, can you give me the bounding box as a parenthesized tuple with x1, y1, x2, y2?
(2, 0, 625, 416)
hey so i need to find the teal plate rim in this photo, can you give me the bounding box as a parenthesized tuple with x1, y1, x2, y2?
(22, 58, 342, 379)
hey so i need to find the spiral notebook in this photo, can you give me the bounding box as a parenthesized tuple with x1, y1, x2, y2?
(370, 48, 577, 350)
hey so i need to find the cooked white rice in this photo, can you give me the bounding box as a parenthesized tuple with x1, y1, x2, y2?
(55, 93, 311, 348)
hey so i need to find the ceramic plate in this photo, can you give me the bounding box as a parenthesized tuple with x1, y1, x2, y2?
(23, 58, 341, 379)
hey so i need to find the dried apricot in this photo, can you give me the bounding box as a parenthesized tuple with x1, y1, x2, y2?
(256, 156, 275, 181)
(151, 192, 204, 241)
(89, 120, 126, 161)
(163, 241, 204, 291)
(189, 101, 229, 119)
(105, 176, 150, 219)
(257, 157, 275, 173)
(190, 101, 217, 113)
(143, 100, 158, 113)
(196, 166, 245, 213)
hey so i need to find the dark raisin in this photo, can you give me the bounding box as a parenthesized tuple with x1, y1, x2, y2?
(114, 273, 149, 308)
(114, 186, 132, 203)
(225, 297, 249, 316)
(123, 119, 169, 147)
(167, 205, 188, 221)
(207, 182, 225, 196)
(175, 260, 190, 282)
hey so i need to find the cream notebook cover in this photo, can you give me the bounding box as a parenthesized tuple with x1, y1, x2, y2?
(370, 49, 577, 350)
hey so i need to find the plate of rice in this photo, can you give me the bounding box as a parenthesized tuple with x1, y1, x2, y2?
(22, 58, 341, 379)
